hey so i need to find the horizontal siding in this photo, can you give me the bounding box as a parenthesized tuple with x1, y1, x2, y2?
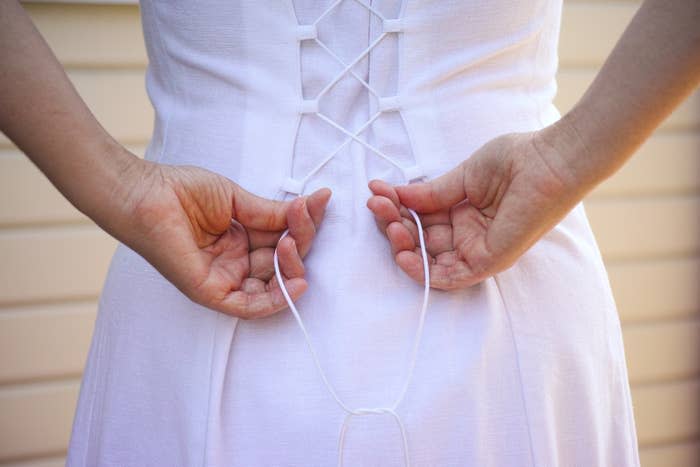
(590, 132, 700, 198)
(0, 146, 147, 227)
(0, 226, 116, 305)
(608, 256, 699, 323)
(23, 3, 147, 68)
(0, 381, 79, 462)
(585, 196, 700, 260)
(633, 379, 700, 445)
(623, 317, 700, 384)
(0, 456, 66, 467)
(0, 302, 97, 385)
(0, 155, 88, 227)
(555, 69, 700, 131)
(559, 2, 638, 67)
(0, 69, 152, 149)
(639, 441, 700, 467)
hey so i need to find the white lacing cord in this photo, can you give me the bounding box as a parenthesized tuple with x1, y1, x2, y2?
(281, 1, 423, 462)
(292, 111, 384, 194)
(273, 203, 430, 467)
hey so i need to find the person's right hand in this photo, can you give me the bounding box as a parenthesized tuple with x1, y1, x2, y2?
(114, 158, 331, 319)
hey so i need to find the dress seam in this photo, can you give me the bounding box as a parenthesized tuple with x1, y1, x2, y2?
(395, 0, 424, 183)
(146, 1, 185, 164)
(144, 5, 210, 464)
(509, 17, 553, 463)
(528, 0, 552, 129)
(493, 274, 538, 467)
(200, 311, 222, 467)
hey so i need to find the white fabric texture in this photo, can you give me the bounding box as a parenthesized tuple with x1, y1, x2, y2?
(66, 0, 641, 466)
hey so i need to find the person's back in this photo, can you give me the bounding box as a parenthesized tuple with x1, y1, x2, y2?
(69, 1, 638, 465)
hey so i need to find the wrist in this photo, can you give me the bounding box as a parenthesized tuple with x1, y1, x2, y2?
(79, 141, 148, 241)
(535, 107, 612, 198)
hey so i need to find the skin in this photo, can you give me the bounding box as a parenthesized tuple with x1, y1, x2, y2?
(1, 0, 698, 315)
(367, 0, 700, 290)
(0, 0, 331, 319)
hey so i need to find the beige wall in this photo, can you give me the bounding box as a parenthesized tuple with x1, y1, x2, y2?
(0, 1, 698, 465)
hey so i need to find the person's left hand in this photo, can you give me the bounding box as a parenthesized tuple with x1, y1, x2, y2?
(366, 128, 587, 290)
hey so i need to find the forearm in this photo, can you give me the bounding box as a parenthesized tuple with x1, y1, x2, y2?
(543, 0, 700, 194)
(0, 0, 140, 234)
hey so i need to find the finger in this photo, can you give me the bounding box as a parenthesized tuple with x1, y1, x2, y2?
(248, 247, 275, 281)
(277, 235, 305, 278)
(450, 201, 490, 264)
(395, 249, 426, 284)
(369, 180, 450, 228)
(428, 257, 480, 290)
(246, 228, 283, 250)
(306, 187, 332, 228)
(399, 205, 415, 221)
(240, 277, 266, 294)
(396, 250, 480, 290)
(400, 216, 421, 244)
(396, 216, 453, 257)
(415, 210, 451, 227)
(231, 182, 290, 231)
(219, 277, 308, 319)
(386, 221, 416, 257)
(394, 163, 468, 213)
(366, 195, 402, 233)
(423, 224, 454, 256)
(368, 179, 400, 207)
(287, 197, 316, 258)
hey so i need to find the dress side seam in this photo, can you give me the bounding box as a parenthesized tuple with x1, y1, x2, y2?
(144, 0, 184, 164)
(493, 274, 538, 467)
(201, 311, 222, 467)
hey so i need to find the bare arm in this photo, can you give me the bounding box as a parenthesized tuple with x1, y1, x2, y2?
(368, 0, 700, 288)
(0, 0, 137, 236)
(0, 0, 331, 317)
(542, 0, 700, 199)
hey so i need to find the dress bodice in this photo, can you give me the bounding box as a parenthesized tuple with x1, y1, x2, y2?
(138, 0, 562, 199)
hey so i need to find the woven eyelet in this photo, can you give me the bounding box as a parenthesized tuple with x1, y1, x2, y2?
(402, 164, 424, 182)
(382, 18, 403, 33)
(378, 95, 401, 112)
(299, 99, 319, 114)
(296, 24, 317, 41)
(280, 177, 305, 195)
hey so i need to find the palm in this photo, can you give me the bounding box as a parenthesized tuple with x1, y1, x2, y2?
(125, 163, 331, 318)
(368, 132, 577, 290)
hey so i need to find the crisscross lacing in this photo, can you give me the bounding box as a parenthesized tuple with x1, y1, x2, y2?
(273, 1, 431, 465)
(280, 0, 422, 197)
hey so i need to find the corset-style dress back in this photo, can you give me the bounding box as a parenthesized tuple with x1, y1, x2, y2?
(66, 1, 640, 466)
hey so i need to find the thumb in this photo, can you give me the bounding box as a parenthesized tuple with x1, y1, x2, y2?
(230, 183, 290, 231)
(394, 161, 468, 213)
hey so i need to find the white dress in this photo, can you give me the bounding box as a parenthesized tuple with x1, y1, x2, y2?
(66, 1, 641, 465)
